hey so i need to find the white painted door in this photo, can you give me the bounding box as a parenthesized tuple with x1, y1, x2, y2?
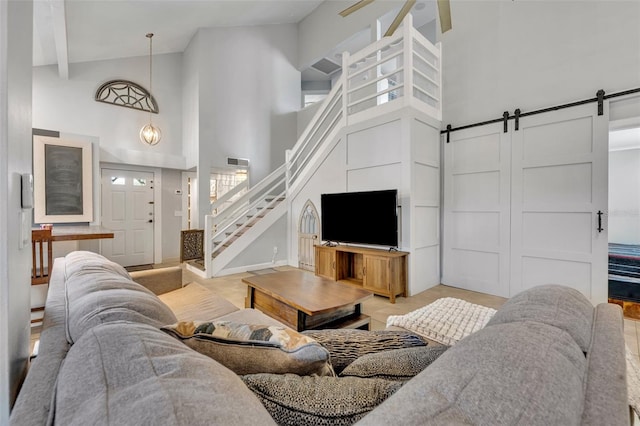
(101, 169, 154, 267)
(510, 103, 609, 303)
(442, 122, 512, 297)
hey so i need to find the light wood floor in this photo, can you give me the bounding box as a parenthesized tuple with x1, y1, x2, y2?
(30, 262, 640, 367)
(177, 264, 640, 364)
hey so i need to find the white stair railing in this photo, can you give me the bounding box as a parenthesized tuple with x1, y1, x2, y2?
(203, 15, 441, 276)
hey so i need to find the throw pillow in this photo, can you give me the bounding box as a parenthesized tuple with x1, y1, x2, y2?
(242, 373, 403, 426)
(162, 320, 333, 376)
(302, 329, 427, 373)
(340, 345, 449, 381)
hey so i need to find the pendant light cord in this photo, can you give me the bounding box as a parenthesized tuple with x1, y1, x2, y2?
(147, 33, 153, 125)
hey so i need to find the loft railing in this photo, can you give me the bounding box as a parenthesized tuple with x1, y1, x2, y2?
(202, 14, 441, 277)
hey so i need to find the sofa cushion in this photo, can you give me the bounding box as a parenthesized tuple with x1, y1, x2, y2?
(162, 320, 333, 376)
(340, 345, 449, 381)
(55, 322, 276, 426)
(242, 373, 402, 426)
(302, 329, 427, 374)
(64, 253, 177, 344)
(356, 321, 587, 425)
(486, 284, 594, 352)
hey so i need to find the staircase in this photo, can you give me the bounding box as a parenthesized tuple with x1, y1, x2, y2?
(194, 14, 442, 278)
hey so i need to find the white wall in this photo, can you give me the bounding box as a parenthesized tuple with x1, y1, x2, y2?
(161, 168, 183, 261)
(33, 53, 185, 169)
(194, 24, 301, 224)
(297, 101, 322, 138)
(226, 215, 288, 270)
(609, 148, 640, 244)
(298, 0, 408, 69)
(182, 32, 200, 170)
(441, 1, 640, 126)
(0, 0, 32, 419)
(288, 110, 441, 296)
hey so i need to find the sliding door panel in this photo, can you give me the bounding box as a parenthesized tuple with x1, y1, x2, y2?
(510, 103, 609, 303)
(442, 123, 511, 297)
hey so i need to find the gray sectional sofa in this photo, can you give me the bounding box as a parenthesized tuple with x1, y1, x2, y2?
(11, 251, 630, 425)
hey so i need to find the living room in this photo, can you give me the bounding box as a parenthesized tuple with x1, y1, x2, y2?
(2, 0, 640, 423)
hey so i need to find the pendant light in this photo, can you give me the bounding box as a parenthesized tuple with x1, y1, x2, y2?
(140, 33, 161, 145)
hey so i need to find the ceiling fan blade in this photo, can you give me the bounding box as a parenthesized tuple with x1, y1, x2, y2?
(383, 0, 416, 37)
(438, 0, 452, 33)
(339, 0, 375, 17)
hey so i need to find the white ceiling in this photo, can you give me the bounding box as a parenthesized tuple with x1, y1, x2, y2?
(33, 0, 325, 66)
(34, 0, 437, 82)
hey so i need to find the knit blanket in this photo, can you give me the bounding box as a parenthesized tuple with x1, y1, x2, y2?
(386, 297, 497, 346)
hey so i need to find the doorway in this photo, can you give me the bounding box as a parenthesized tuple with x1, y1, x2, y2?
(101, 169, 155, 267)
(608, 120, 640, 312)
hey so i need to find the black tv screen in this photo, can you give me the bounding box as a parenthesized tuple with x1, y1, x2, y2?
(321, 189, 398, 247)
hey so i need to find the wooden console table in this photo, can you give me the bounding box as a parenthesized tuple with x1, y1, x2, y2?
(49, 225, 114, 241)
(314, 245, 408, 303)
(242, 270, 373, 332)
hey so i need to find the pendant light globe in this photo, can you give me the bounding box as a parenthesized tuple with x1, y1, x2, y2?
(140, 33, 161, 146)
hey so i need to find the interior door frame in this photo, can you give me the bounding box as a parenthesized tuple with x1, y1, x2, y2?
(100, 163, 163, 264)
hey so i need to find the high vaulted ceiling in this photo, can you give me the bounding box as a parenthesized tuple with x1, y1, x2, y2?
(33, 0, 437, 81)
(33, 0, 325, 68)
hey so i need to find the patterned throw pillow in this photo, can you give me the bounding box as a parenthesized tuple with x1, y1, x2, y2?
(340, 345, 449, 381)
(242, 373, 403, 426)
(302, 329, 428, 374)
(162, 320, 333, 376)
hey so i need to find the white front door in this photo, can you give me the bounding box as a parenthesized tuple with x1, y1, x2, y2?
(101, 169, 154, 267)
(510, 103, 609, 303)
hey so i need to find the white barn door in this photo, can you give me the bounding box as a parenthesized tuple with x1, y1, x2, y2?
(442, 122, 512, 297)
(510, 103, 609, 303)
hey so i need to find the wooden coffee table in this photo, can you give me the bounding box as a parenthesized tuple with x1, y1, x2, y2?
(242, 270, 373, 332)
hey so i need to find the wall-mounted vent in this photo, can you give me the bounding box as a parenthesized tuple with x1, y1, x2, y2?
(311, 58, 341, 75)
(227, 157, 249, 167)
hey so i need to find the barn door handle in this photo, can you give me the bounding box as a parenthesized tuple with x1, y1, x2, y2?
(597, 211, 603, 233)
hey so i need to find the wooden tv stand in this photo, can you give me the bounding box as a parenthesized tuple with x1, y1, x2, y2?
(314, 245, 408, 303)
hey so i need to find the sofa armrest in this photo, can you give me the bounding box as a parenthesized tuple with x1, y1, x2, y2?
(581, 303, 630, 425)
(11, 258, 69, 426)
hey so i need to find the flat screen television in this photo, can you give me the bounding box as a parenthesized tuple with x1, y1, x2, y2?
(321, 189, 398, 248)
